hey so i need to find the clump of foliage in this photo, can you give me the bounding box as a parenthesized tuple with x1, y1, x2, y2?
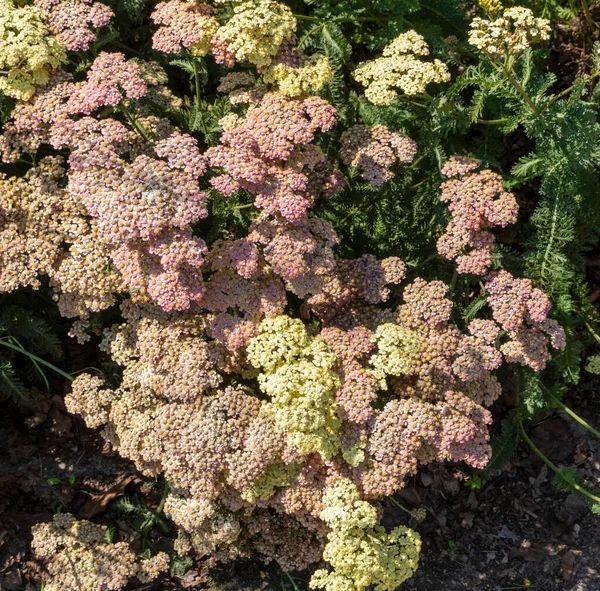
(1, 0, 600, 588)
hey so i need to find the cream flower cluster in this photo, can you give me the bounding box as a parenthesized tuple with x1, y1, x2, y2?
(478, 0, 503, 14)
(468, 6, 551, 58)
(31, 513, 169, 591)
(368, 323, 420, 389)
(264, 52, 334, 97)
(212, 0, 296, 68)
(247, 315, 342, 459)
(353, 30, 450, 105)
(310, 478, 421, 591)
(0, 0, 66, 100)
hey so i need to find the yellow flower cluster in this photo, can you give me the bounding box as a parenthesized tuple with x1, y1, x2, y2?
(369, 323, 420, 390)
(247, 315, 341, 459)
(353, 30, 450, 105)
(240, 462, 299, 503)
(264, 54, 334, 97)
(212, 0, 296, 68)
(468, 6, 551, 58)
(0, 0, 66, 100)
(310, 478, 421, 591)
(586, 354, 600, 374)
(477, 0, 503, 14)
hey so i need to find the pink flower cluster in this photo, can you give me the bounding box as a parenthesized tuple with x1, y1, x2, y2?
(150, 0, 218, 55)
(35, 0, 113, 52)
(486, 270, 566, 370)
(437, 156, 519, 275)
(340, 124, 417, 187)
(206, 92, 343, 223)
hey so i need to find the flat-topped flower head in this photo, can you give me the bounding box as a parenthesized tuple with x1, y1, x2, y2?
(151, 0, 219, 56)
(353, 30, 450, 105)
(340, 125, 417, 187)
(437, 158, 518, 275)
(212, 0, 296, 68)
(468, 6, 550, 58)
(0, 0, 66, 100)
(31, 513, 168, 591)
(35, 0, 113, 52)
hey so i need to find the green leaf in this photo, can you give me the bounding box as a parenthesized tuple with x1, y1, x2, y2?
(480, 416, 520, 480)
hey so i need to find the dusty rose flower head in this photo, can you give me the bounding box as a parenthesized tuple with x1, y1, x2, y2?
(151, 0, 219, 56)
(35, 0, 113, 52)
(340, 125, 417, 187)
(437, 158, 518, 275)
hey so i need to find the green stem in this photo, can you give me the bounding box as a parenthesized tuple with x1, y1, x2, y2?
(0, 339, 73, 382)
(192, 59, 202, 110)
(112, 41, 144, 57)
(520, 422, 600, 503)
(584, 319, 600, 345)
(298, 23, 324, 48)
(8, 337, 49, 390)
(294, 14, 389, 23)
(540, 384, 600, 440)
(516, 372, 600, 504)
(156, 480, 171, 515)
(500, 63, 540, 116)
(581, 0, 595, 29)
(294, 14, 320, 22)
(540, 71, 600, 115)
(120, 103, 151, 141)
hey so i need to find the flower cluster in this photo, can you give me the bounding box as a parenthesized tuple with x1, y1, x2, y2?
(151, 0, 219, 56)
(340, 124, 418, 187)
(468, 6, 551, 58)
(478, 0, 503, 14)
(485, 270, 566, 370)
(264, 41, 334, 97)
(437, 156, 519, 275)
(206, 91, 342, 223)
(31, 513, 169, 591)
(247, 315, 341, 459)
(368, 323, 420, 389)
(35, 0, 113, 52)
(353, 30, 450, 105)
(0, 0, 66, 100)
(311, 478, 421, 591)
(212, 0, 296, 68)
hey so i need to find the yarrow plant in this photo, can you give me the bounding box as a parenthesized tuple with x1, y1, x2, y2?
(0, 0, 595, 588)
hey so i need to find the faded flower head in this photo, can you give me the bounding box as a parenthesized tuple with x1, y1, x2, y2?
(468, 6, 550, 58)
(31, 513, 169, 591)
(151, 0, 219, 56)
(34, 0, 113, 52)
(340, 124, 417, 187)
(437, 157, 518, 275)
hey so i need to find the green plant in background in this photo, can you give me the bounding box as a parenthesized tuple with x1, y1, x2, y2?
(0, 295, 71, 404)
